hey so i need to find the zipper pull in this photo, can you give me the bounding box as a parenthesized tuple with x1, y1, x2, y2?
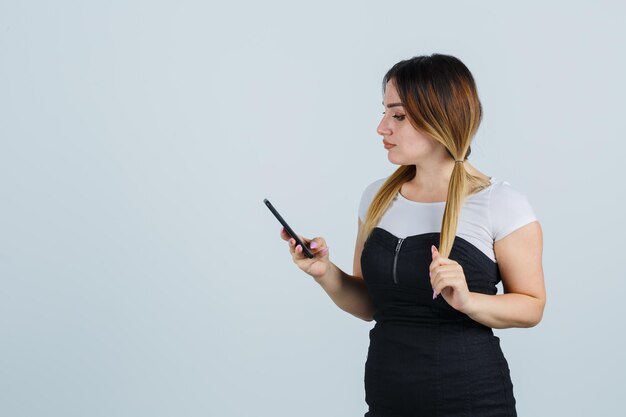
(392, 238, 404, 284)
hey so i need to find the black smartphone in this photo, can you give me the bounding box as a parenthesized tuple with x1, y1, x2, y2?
(263, 198, 315, 258)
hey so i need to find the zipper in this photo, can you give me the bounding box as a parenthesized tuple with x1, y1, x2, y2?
(392, 238, 404, 284)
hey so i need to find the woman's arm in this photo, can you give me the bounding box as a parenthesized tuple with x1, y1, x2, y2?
(313, 217, 376, 322)
(464, 221, 546, 329)
(315, 262, 375, 322)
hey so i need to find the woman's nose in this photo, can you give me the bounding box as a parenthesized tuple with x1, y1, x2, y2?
(377, 119, 391, 136)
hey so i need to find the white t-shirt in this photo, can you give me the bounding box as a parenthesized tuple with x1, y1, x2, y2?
(358, 176, 538, 263)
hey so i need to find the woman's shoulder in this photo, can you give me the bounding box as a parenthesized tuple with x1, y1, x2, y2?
(488, 177, 533, 202)
(488, 178, 538, 241)
(364, 176, 388, 192)
(358, 176, 388, 222)
(361, 176, 390, 202)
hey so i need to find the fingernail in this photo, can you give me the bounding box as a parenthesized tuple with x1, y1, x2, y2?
(310, 241, 318, 249)
(433, 289, 437, 299)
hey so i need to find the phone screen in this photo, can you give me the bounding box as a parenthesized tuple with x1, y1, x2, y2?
(263, 198, 314, 258)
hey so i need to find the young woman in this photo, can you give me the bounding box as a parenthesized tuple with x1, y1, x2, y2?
(280, 53, 545, 416)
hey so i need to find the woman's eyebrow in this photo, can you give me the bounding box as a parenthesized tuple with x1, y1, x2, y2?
(382, 102, 404, 108)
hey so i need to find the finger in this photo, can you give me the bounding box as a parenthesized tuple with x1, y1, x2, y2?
(429, 254, 446, 272)
(431, 266, 459, 283)
(309, 237, 328, 254)
(431, 272, 440, 299)
(282, 228, 300, 243)
(429, 259, 443, 275)
(308, 237, 327, 254)
(429, 255, 455, 272)
(290, 240, 303, 259)
(433, 264, 460, 274)
(435, 267, 463, 286)
(288, 238, 301, 257)
(281, 227, 306, 244)
(295, 234, 310, 246)
(429, 267, 445, 288)
(432, 275, 448, 298)
(295, 243, 309, 259)
(431, 265, 458, 297)
(286, 234, 304, 249)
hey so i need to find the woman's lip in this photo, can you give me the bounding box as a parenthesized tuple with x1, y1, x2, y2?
(383, 142, 396, 149)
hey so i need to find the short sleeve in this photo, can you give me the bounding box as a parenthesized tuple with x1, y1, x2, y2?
(489, 181, 538, 242)
(358, 177, 386, 222)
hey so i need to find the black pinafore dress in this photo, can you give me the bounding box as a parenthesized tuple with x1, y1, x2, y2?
(361, 227, 517, 417)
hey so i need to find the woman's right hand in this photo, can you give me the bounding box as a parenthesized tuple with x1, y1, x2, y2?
(279, 226, 330, 280)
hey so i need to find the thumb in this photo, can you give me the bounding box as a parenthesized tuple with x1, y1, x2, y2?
(431, 245, 439, 258)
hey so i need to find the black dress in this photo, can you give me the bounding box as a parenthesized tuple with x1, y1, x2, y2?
(361, 227, 517, 417)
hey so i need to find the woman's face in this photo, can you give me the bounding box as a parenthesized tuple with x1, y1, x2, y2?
(377, 80, 441, 165)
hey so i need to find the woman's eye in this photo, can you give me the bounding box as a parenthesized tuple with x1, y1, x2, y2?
(382, 112, 405, 121)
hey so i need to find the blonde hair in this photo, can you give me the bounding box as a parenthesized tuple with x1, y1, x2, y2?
(362, 54, 490, 259)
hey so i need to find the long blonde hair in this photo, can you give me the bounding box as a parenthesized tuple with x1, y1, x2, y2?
(362, 54, 490, 259)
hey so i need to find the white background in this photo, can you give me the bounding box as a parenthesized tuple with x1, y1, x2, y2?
(1, 1, 624, 416)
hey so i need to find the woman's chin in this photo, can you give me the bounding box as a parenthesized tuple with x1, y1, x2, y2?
(386, 153, 403, 165)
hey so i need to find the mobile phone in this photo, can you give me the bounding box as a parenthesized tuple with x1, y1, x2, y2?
(263, 198, 315, 258)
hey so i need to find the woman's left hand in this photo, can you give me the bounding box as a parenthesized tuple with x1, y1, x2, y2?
(429, 245, 473, 313)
